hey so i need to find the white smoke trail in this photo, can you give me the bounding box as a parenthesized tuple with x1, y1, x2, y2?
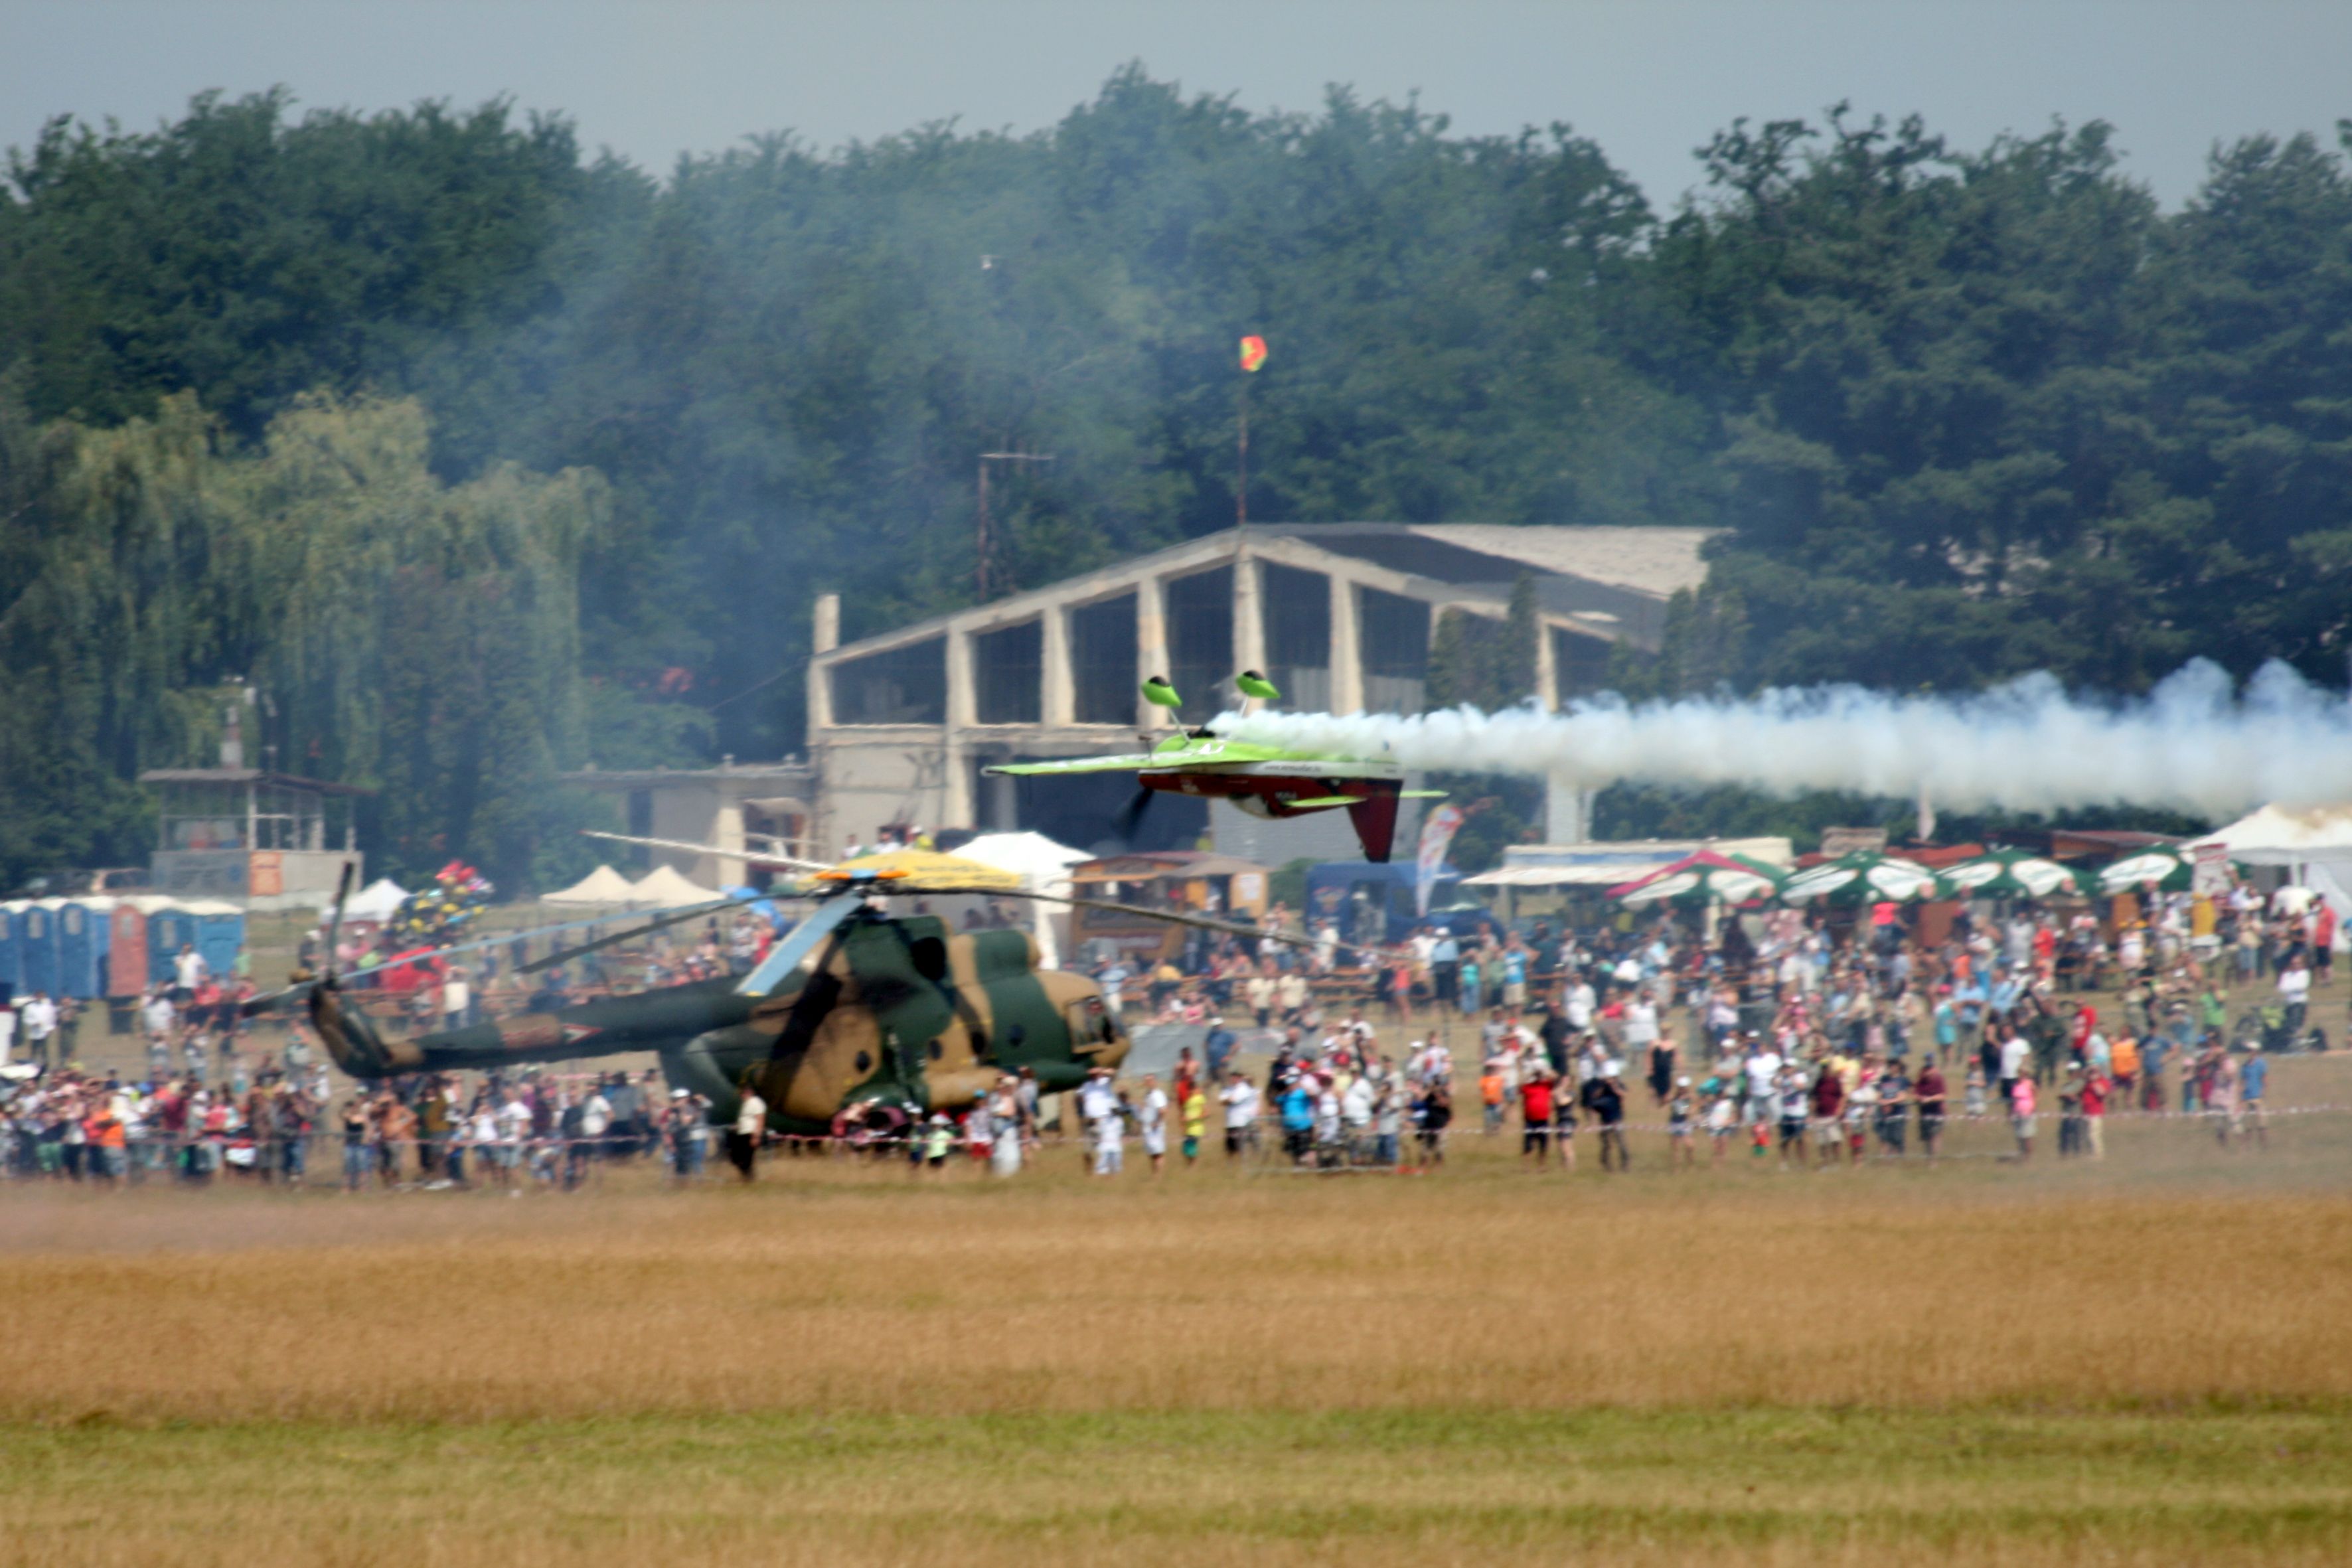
(1221, 659, 2352, 821)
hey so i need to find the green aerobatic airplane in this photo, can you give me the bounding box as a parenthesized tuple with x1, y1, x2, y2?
(986, 671, 1441, 862)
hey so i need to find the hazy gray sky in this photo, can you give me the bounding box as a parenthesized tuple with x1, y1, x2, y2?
(6, 0, 2348, 209)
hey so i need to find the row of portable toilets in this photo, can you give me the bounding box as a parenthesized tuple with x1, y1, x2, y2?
(0, 896, 247, 1002)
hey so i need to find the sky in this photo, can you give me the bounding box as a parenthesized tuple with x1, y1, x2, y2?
(5, 0, 2350, 210)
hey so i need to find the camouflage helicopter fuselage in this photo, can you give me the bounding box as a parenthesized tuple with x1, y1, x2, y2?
(307, 913, 1125, 1134)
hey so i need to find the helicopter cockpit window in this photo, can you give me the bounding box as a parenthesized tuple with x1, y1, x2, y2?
(1065, 996, 1121, 1048)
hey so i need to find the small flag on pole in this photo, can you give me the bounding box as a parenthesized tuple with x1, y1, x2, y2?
(1238, 334, 1269, 373)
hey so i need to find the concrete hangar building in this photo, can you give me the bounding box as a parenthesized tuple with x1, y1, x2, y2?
(807, 524, 1709, 861)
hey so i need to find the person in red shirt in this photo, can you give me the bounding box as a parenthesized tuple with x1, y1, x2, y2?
(2080, 1070, 2110, 1160)
(1810, 1061, 1846, 1167)
(1520, 1071, 1555, 1167)
(1914, 1057, 1948, 1165)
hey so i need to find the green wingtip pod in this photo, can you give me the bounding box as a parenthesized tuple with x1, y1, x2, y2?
(1140, 676, 1184, 708)
(1235, 669, 1281, 701)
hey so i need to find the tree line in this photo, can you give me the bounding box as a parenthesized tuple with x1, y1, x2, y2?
(3, 74, 2348, 886)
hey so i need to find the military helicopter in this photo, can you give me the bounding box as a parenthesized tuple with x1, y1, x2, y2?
(986, 673, 1443, 862)
(268, 849, 1298, 1138)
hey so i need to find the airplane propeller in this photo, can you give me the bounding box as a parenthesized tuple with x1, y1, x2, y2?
(1111, 783, 1157, 848)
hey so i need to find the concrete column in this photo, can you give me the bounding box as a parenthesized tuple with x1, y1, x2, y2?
(1329, 578, 1364, 713)
(1041, 605, 1074, 726)
(1545, 774, 1593, 844)
(1233, 554, 1266, 682)
(1534, 619, 1559, 711)
(1136, 576, 1170, 729)
(946, 628, 976, 730)
(713, 783, 747, 888)
(807, 593, 840, 732)
(943, 629, 975, 828)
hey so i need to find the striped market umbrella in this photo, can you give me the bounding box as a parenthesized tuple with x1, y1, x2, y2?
(1608, 850, 1784, 909)
(1779, 851, 1947, 906)
(2094, 847, 2195, 896)
(1941, 849, 2092, 901)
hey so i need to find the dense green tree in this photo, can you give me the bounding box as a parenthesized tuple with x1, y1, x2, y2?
(6, 76, 2352, 881)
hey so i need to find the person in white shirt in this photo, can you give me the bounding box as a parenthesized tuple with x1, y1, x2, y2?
(2277, 955, 2312, 1037)
(1742, 1041, 1782, 1125)
(1093, 1093, 1125, 1176)
(441, 967, 472, 1031)
(1564, 979, 1596, 1032)
(728, 1087, 765, 1180)
(1138, 1074, 1169, 1176)
(173, 945, 208, 997)
(20, 992, 58, 1068)
(1077, 1065, 1119, 1170)
(0, 1001, 14, 1067)
(1998, 1030, 2030, 1099)
(1219, 1071, 1260, 1158)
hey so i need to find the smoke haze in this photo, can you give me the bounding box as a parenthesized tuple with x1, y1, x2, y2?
(1223, 660, 2352, 822)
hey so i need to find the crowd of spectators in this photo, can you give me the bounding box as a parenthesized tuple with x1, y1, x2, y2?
(1, 870, 2333, 1189)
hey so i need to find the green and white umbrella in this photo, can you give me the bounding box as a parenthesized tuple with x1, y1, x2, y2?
(2094, 847, 2195, 896)
(1941, 849, 2092, 901)
(1609, 850, 1784, 909)
(1780, 851, 1946, 906)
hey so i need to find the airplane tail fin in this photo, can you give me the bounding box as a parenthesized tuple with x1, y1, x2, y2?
(1346, 789, 1401, 864)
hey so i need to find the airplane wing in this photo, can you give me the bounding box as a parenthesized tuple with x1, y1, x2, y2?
(984, 754, 1158, 777)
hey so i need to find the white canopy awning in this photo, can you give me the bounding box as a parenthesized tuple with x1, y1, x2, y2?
(629, 864, 726, 909)
(542, 865, 639, 905)
(343, 878, 410, 922)
(947, 830, 1091, 969)
(2194, 804, 2352, 866)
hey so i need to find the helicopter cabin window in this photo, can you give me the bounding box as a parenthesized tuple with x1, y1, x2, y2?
(832, 637, 947, 726)
(974, 618, 1042, 724)
(854, 1050, 874, 1075)
(1068, 593, 1137, 724)
(1356, 588, 1429, 715)
(925, 1038, 944, 1061)
(1164, 566, 1232, 728)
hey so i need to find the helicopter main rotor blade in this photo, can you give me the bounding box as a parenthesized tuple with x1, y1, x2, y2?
(582, 829, 835, 875)
(517, 893, 772, 975)
(862, 883, 1371, 956)
(735, 892, 864, 995)
(242, 905, 659, 1017)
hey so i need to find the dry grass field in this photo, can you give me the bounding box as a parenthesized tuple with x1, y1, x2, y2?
(4, 1054, 2351, 1565)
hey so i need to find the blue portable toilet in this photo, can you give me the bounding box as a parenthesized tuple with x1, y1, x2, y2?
(17, 900, 60, 998)
(0, 902, 22, 1001)
(147, 905, 198, 986)
(55, 898, 112, 1000)
(187, 900, 246, 981)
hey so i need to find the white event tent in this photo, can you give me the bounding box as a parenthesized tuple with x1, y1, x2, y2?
(629, 864, 726, 909)
(541, 864, 639, 907)
(2194, 805, 2352, 942)
(344, 878, 411, 923)
(953, 830, 1091, 969)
